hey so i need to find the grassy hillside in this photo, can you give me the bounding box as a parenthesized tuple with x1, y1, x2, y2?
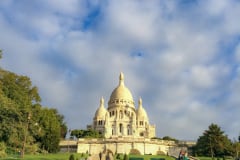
(1, 153, 175, 160)
(1, 153, 86, 160)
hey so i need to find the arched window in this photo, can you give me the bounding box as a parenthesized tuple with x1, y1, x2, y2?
(112, 125, 114, 135)
(127, 125, 130, 135)
(119, 123, 123, 133)
(98, 120, 104, 125)
(119, 111, 123, 119)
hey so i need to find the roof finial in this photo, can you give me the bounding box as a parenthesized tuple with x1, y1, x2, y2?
(119, 72, 124, 86)
(100, 97, 104, 106)
(138, 97, 142, 107)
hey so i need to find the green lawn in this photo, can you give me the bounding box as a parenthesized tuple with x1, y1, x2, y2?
(197, 157, 213, 160)
(129, 154, 175, 160)
(1, 153, 86, 160)
(1, 153, 175, 160)
(197, 157, 235, 160)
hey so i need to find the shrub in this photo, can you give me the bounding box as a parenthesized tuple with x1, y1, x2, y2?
(26, 143, 39, 154)
(123, 153, 128, 160)
(156, 150, 166, 155)
(69, 154, 75, 160)
(116, 153, 121, 159)
(129, 149, 141, 155)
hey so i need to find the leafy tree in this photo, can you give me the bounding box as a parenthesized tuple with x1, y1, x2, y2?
(0, 64, 67, 154)
(162, 136, 179, 143)
(0, 88, 23, 148)
(71, 130, 85, 138)
(60, 123, 68, 139)
(232, 140, 240, 158)
(51, 109, 68, 139)
(36, 108, 61, 153)
(70, 129, 103, 138)
(0, 70, 41, 109)
(194, 123, 234, 158)
(0, 141, 7, 158)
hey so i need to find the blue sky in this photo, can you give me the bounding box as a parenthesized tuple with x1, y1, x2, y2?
(1, 0, 240, 140)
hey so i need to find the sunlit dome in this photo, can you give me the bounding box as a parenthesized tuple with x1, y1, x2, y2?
(136, 98, 149, 121)
(94, 97, 107, 118)
(109, 72, 134, 104)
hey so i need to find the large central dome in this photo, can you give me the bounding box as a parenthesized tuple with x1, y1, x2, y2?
(108, 72, 134, 106)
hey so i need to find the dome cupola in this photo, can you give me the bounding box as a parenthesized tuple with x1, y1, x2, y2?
(136, 98, 149, 122)
(94, 97, 107, 119)
(108, 72, 134, 108)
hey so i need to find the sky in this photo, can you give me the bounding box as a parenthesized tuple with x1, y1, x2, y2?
(0, 0, 240, 141)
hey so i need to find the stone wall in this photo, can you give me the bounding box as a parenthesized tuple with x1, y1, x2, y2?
(74, 138, 175, 155)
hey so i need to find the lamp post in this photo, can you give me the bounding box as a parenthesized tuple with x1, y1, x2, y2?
(21, 112, 31, 158)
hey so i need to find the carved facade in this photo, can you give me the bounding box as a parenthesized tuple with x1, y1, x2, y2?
(60, 73, 176, 155)
(90, 72, 156, 138)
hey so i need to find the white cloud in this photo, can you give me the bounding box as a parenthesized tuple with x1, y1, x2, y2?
(190, 65, 218, 89)
(30, 15, 61, 37)
(205, 0, 230, 16)
(42, 0, 81, 15)
(1, 0, 240, 140)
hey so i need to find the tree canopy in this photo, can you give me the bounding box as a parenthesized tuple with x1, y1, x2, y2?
(0, 52, 67, 154)
(70, 129, 103, 139)
(193, 123, 234, 158)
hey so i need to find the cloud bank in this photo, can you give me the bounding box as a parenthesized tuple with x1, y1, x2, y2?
(1, 0, 240, 140)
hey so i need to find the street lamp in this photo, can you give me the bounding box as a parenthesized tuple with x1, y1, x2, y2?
(21, 112, 31, 158)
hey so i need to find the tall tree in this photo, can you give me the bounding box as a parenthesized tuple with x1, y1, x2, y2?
(233, 140, 240, 158)
(0, 67, 67, 154)
(0, 70, 41, 108)
(194, 123, 233, 158)
(36, 108, 61, 153)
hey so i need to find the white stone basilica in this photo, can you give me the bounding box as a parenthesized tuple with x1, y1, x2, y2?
(60, 73, 176, 156)
(91, 72, 156, 138)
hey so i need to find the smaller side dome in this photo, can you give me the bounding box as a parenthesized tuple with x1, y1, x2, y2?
(94, 97, 107, 119)
(136, 98, 149, 121)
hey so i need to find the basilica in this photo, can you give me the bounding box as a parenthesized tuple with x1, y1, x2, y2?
(60, 73, 176, 156)
(90, 72, 156, 138)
